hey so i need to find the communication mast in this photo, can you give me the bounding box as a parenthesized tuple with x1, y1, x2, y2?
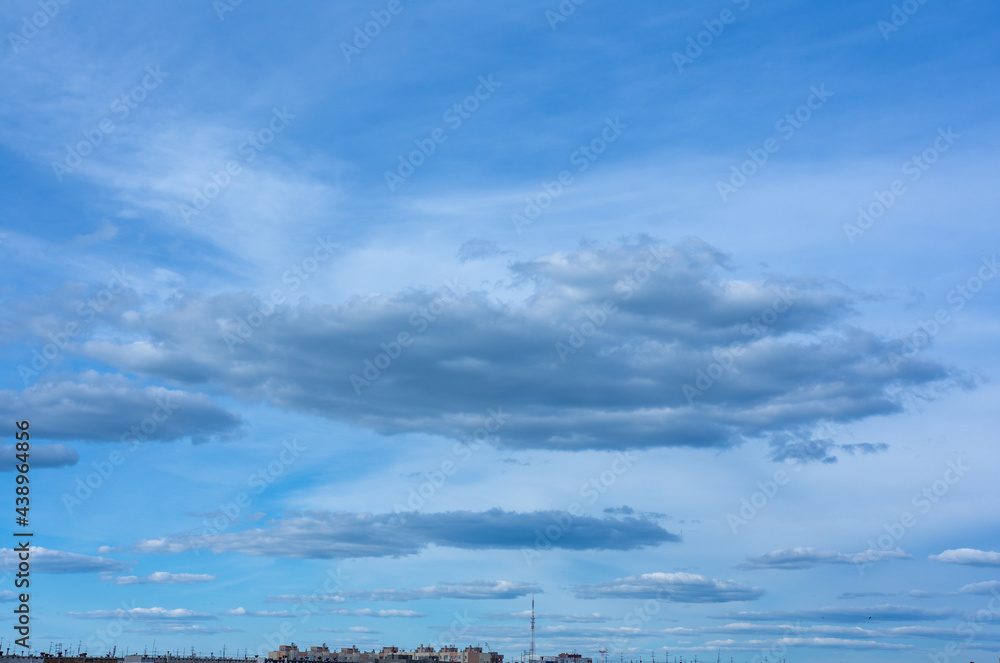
(530, 595, 536, 663)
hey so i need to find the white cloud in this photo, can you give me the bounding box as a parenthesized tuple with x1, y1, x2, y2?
(0, 546, 131, 574)
(929, 548, 1000, 567)
(104, 572, 215, 585)
(574, 572, 763, 602)
(739, 546, 912, 569)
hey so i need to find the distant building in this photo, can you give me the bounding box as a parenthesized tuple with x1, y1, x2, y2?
(268, 645, 335, 662)
(265, 646, 498, 663)
(539, 654, 591, 663)
(124, 656, 259, 663)
(410, 648, 435, 662)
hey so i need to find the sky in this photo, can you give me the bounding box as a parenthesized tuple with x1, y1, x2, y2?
(1, 1, 999, 662)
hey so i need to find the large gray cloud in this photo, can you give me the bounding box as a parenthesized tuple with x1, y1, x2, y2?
(0, 442, 78, 470)
(131, 508, 678, 559)
(0, 371, 243, 443)
(76, 238, 961, 459)
(0, 546, 131, 574)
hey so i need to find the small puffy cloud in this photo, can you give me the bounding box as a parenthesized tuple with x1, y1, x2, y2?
(103, 572, 216, 585)
(929, 548, 1000, 567)
(68, 606, 216, 621)
(326, 609, 424, 618)
(738, 547, 912, 569)
(456, 238, 506, 262)
(125, 625, 241, 635)
(957, 580, 1000, 594)
(574, 572, 763, 603)
(223, 607, 296, 617)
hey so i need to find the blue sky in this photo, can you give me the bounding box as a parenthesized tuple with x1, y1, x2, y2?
(1, 0, 999, 661)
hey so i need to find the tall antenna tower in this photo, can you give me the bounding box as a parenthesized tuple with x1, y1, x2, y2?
(530, 595, 535, 663)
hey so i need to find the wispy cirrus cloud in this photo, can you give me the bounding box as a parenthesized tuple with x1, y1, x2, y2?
(68, 606, 216, 621)
(910, 580, 1000, 598)
(738, 547, 912, 569)
(482, 610, 609, 624)
(223, 607, 296, 617)
(712, 604, 960, 623)
(132, 509, 678, 559)
(102, 572, 215, 585)
(574, 572, 763, 603)
(339, 580, 540, 601)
